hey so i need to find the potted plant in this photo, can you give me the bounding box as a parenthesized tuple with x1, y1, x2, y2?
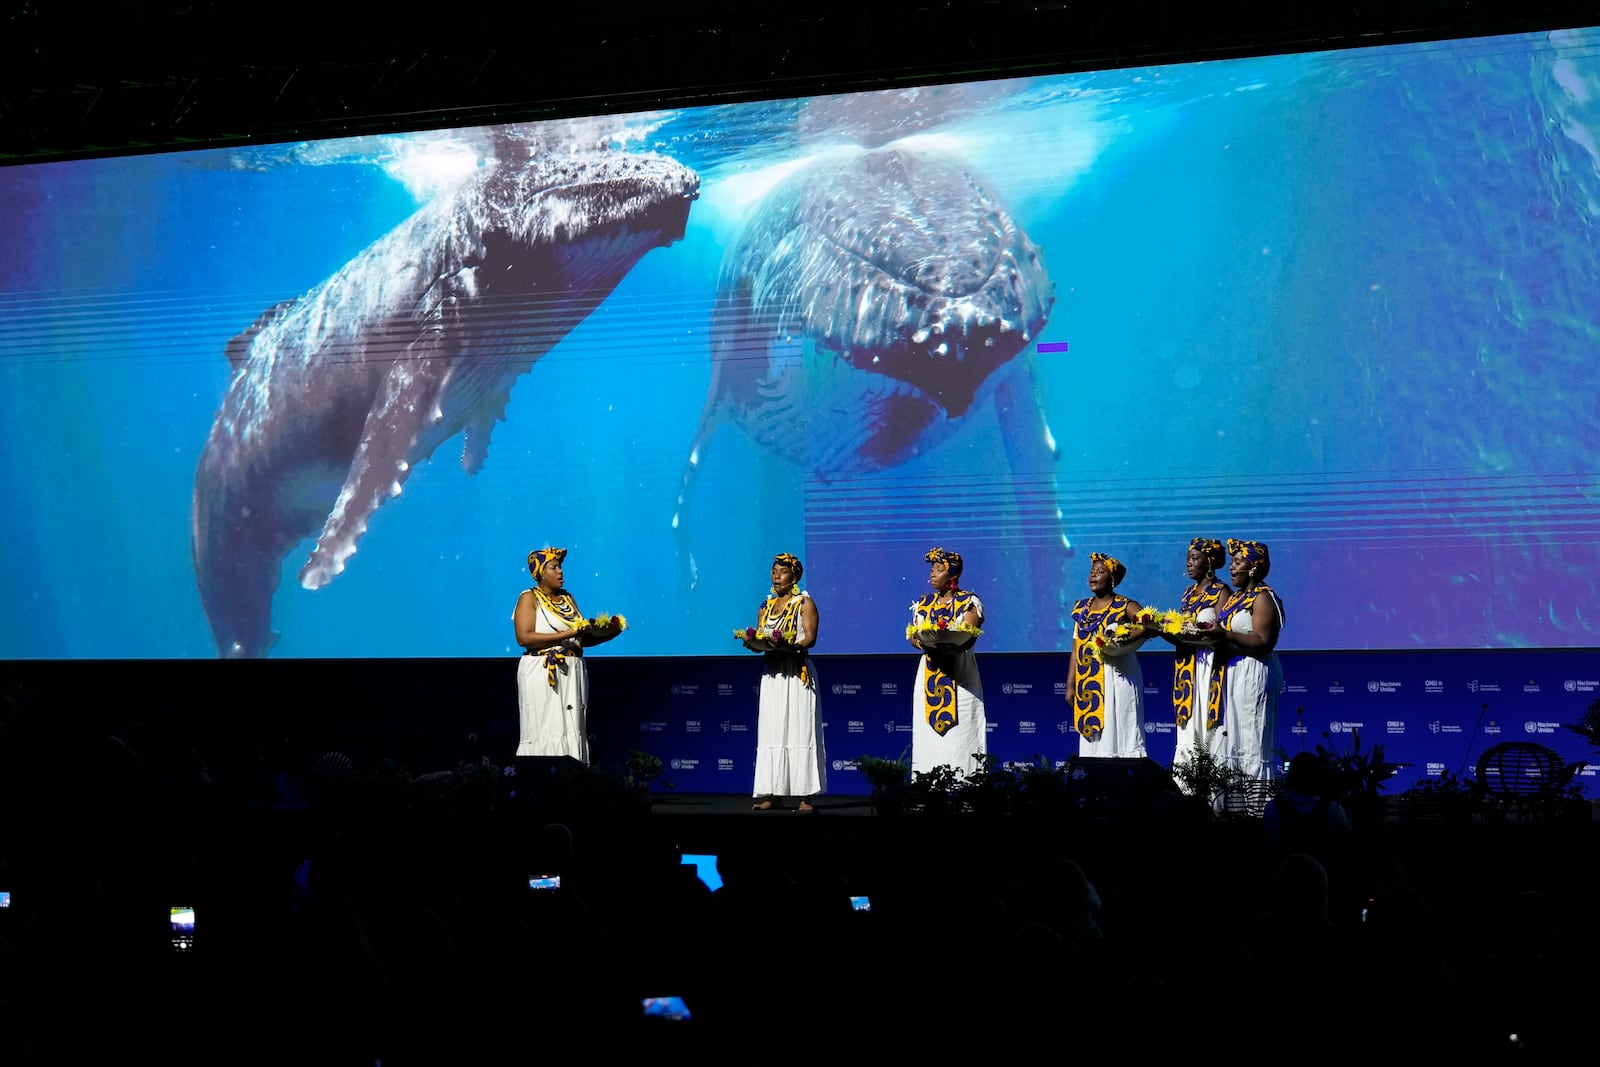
(856, 751, 912, 815)
(1314, 729, 1406, 831)
(906, 762, 968, 817)
(623, 749, 668, 791)
(1170, 735, 1251, 815)
(1011, 754, 1071, 819)
(1396, 768, 1483, 827)
(1565, 697, 1600, 757)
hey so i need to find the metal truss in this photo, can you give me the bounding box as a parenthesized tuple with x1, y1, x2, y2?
(1, 1, 1593, 162)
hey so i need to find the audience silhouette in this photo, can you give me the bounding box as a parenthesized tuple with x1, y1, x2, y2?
(0, 680, 1595, 1063)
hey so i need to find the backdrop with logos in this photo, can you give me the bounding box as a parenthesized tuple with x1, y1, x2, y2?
(587, 649, 1600, 795)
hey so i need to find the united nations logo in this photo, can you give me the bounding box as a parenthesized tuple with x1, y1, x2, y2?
(1366, 681, 1379, 693)
(670, 759, 683, 770)
(832, 684, 843, 695)
(1329, 721, 1345, 734)
(1143, 722, 1155, 733)
(1566, 680, 1578, 692)
(1001, 683, 1013, 695)
(1523, 721, 1538, 734)
(669, 685, 682, 696)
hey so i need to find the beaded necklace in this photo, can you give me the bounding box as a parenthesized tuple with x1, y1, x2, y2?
(534, 586, 583, 627)
(761, 588, 806, 638)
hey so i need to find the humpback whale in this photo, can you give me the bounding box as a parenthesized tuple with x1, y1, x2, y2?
(193, 147, 700, 658)
(674, 145, 1069, 642)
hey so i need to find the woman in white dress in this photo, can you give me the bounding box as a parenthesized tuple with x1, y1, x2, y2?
(908, 547, 986, 776)
(1215, 538, 1285, 790)
(1066, 552, 1148, 758)
(1168, 537, 1231, 782)
(746, 552, 826, 812)
(513, 547, 606, 763)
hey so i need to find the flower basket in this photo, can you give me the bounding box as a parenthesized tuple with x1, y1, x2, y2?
(1098, 626, 1151, 657)
(734, 626, 793, 653)
(578, 613, 627, 647)
(907, 621, 982, 652)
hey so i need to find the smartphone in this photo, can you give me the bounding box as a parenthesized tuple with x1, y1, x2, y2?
(528, 874, 562, 891)
(641, 996, 692, 1021)
(681, 853, 721, 892)
(849, 894, 872, 912)
(170, 905, 196, 951)
(0, 890, 11, 909)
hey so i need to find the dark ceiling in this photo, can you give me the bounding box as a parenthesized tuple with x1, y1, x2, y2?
(3, 0, 1597, 162)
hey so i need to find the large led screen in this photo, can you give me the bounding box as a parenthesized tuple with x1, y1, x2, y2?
(2, 27, 1599, 659)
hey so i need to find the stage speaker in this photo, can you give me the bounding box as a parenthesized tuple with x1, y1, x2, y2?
(1063, 757, 1175, 817)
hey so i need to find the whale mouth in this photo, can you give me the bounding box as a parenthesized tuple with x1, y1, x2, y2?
(778, 147, 1054, 418)
(820, 283, 1042, 419)
(800, 232, 1051, 418)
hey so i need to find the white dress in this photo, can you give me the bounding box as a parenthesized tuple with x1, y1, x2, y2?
(751, 592, 827, 798)
(1217, 588, 1284, 783)
(1171, 582, 1229, 776)
(1070, 596, 1147, 759)
(515, 591, 590, 763)
(1170, 643, 1219, 776)
(909, 593, 987, 776)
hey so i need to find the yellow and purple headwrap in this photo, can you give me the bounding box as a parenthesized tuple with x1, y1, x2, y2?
(526, 547, 568, 582)
(924, 547, 964, 579)
(1227, 539, 1270, 578)
(1090, 552, 1126, 586)
(1189, 537, 1226, 570)
(773, 552, 804, 581)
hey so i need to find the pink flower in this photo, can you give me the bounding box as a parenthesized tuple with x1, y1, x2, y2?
(745, 627, 758, 641)
(936, 618, 949, 631)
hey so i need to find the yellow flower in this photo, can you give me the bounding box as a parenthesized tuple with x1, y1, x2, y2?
(908, 622, 983, 640)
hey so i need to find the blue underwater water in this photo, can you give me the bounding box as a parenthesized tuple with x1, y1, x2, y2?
(2, 27, 1599, 659)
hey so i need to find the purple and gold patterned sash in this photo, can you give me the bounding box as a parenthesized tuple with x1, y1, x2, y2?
(915, 589, 977, 735)
(1174, 579, 1229, 729)
(1070, 594, 1130, 740)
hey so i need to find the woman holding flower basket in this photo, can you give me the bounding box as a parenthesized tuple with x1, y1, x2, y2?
(513, 547, 624, 764)
(743, 552, 826, 811)
(1214, 539, 1285, 788)
(1066, 552, 1148, 758)
(1167, 537, 1232, 780)
(907, 547, 987, 776)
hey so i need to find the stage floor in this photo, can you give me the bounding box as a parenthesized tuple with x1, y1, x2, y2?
(646, 792, 876, 817)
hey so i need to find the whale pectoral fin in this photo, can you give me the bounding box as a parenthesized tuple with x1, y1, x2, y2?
(298, 342, 449, 591)
(462, 416, 494, 475)
(994, 358, 1074, 647)
(446, 359, 524, 475)
(670, 417, 718, 593)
